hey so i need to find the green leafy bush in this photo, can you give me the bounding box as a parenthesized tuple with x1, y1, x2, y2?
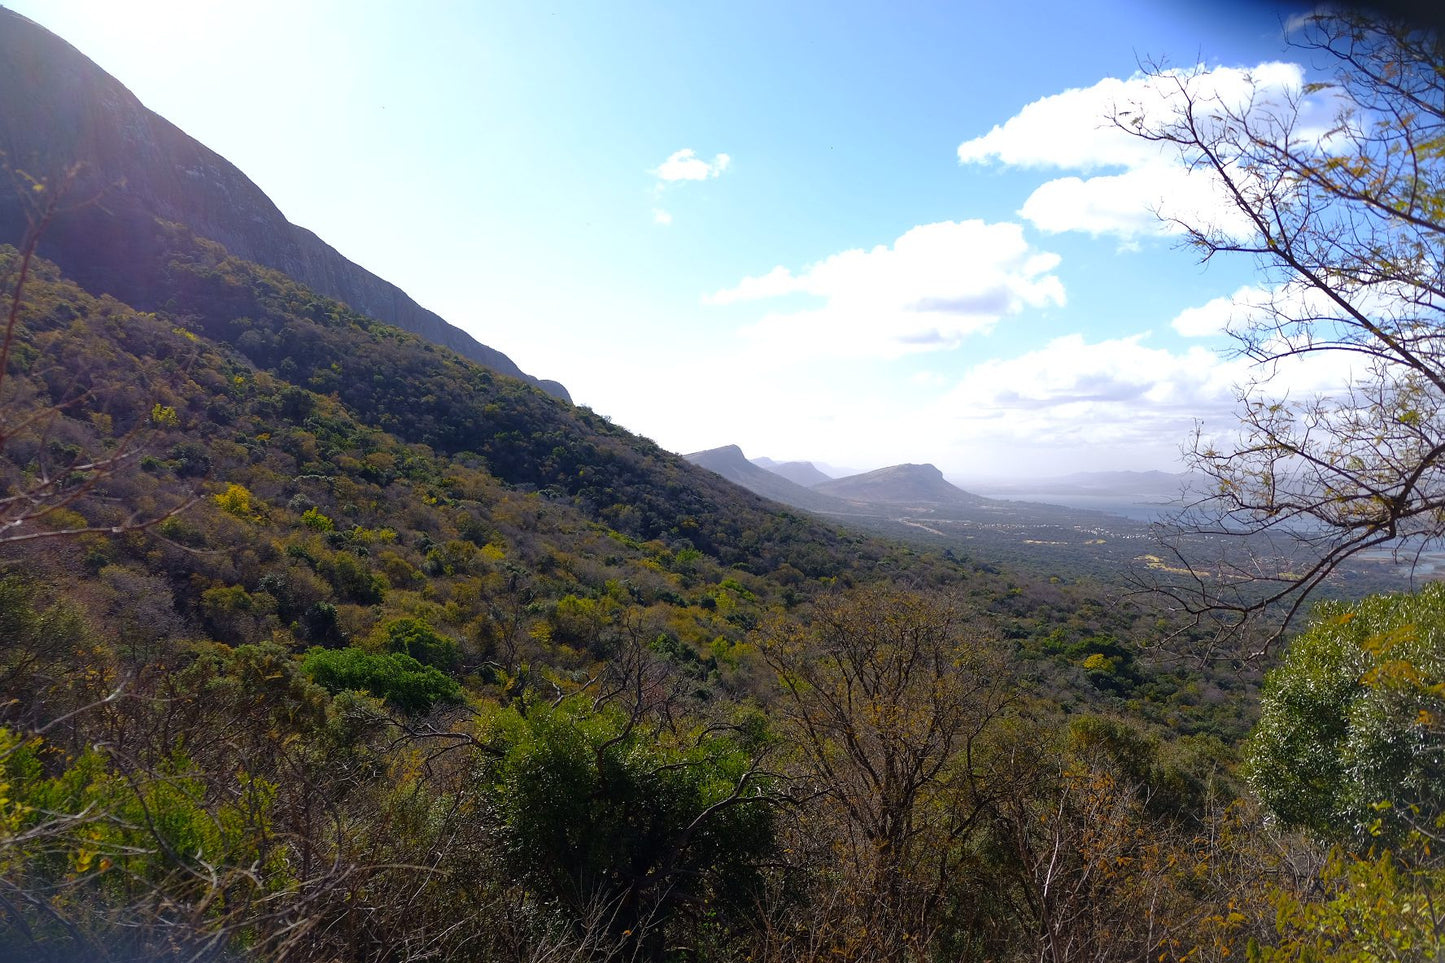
(1246, 584, 1445, 844)
(481, 700, 775, 955)
(379, 617, 459, 673)
(301, 646, 461, 714)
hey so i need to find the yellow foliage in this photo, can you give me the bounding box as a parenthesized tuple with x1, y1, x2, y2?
(149, 403, 180, 427)
(214, 482, 258, 519)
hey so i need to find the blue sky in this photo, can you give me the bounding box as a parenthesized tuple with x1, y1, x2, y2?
(5, 0, 1317, 478)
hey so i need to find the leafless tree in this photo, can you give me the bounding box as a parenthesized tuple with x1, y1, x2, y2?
(1119, 11, 1445, 652)
(761, 587, 1015, 960)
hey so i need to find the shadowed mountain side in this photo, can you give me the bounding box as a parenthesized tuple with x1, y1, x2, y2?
(753, 457, 835, 488)
(685, 446, 857, 514)
(0, 7, 568, 402)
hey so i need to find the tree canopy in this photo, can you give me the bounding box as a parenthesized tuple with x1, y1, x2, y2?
(1126, 11, 1445, 649)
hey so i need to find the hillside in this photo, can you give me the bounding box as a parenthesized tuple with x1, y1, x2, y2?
(0, 6, 568, 400)
(814, 462, 988, 507)
(2, 6, 1436, 960)
(3, 235, 1226, 688)
(0, 232, 1273, 955)
(752, 456, 835, 487)
(685, 445, 857, 514)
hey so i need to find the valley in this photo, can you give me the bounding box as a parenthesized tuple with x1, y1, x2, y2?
(0, 5, 1441, 963)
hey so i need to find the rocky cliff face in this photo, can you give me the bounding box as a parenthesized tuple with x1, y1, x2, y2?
(0, 7, 568, 401)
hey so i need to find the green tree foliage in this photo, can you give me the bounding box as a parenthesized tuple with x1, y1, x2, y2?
(301, 646, 461, 714)
(1247, 584, 1445, 845)
(1251, 839, 1444, 962)
(480, 698, 776, 960)
(378, 616, 460, 672)
(1243, 585, 1445, 960)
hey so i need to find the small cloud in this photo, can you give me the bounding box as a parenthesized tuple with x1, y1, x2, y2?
(1283, 8, 1322, 34)
(653, 148, 731, 183)
(647, 148, 731, 223)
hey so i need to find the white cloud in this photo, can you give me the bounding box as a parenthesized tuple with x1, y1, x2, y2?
(1170, 285, 1273, 337)
(911, 370, 949, 388)
(921, 329, 1358, 471)
(708, 220, 1065, 359)
(1167, 278, 1444, 372)
(942, 334, 1241, 421)
(958, 62, 1305, 171)
(1018, 170, 1167, 237)
(1018, 162, 1256, 239)
(653, 148, 731, 182)
(704, 265, 795, 305)
(957, 74, 1161, 171)
(648, 149, 731, 223)
(958, 62, 1315, 239)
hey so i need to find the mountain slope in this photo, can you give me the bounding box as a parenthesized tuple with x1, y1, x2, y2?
(0, 6, 567, 401)
(142, 228, 908, 574)
(815, 463, 988, 507)
(685, 445, 855, 514)
(0, 242, 1257, 963)
(754, 458, 834, 488)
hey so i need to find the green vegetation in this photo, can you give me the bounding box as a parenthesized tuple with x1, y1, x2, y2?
(0, 228, 1271, 960)
(1244, 587, 1445, 960)
(301, 645, 461, 713)
(482, 697, 775, 959)
(1, 10, 1441, 958)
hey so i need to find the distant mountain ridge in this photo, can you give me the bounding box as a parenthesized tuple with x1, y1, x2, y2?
(0, 6, 568, 401)
(688, 448, 1014, 518)
(687, 444, 1163, 562)
(684, 446, 854, 514)
(751, 457, 835, 488)
(814, 463, 987, 508)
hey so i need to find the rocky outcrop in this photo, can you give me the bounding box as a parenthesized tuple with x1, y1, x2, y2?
(0, 7, 568, 401)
